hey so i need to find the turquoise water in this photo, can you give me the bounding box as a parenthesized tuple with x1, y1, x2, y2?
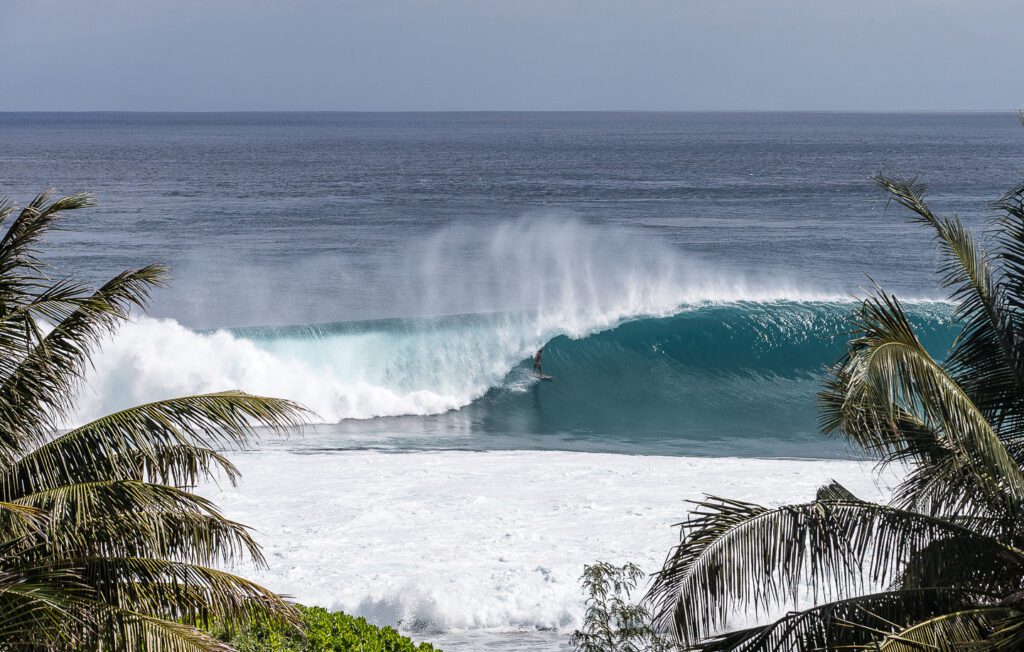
(231, 301, 959, 458)
(2, 111, 1010, 648)
(0, 111, 1013, 455)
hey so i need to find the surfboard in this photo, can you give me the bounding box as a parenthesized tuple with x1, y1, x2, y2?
(535, 374, 554, 381)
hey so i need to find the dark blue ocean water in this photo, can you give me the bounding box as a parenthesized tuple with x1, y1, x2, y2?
(1, 112, 1020, 457)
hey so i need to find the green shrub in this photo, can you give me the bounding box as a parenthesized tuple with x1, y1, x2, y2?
(210, 605, 440, 652)
(569, 562, 679, 652)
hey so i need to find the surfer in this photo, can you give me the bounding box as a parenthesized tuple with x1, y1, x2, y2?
(533, 347, 544, 377)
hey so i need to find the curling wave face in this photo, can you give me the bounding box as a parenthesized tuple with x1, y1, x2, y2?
(69, 218, 957, 453)
(70, 218, 845, 426)
(72, 301, 958, 455)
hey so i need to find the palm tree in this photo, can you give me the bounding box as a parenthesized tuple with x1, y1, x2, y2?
(647, 174, 1024, 650)
(0, 191, 307, 651)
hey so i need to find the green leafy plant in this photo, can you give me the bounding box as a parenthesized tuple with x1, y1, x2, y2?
(210, 605, 440, 651)
(647, 171, 1024, 649)
(0, 191, 308, 650)
(570, 562, 679, 652)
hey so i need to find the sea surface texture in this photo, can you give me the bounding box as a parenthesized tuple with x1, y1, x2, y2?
(1, 112, 1021, 649)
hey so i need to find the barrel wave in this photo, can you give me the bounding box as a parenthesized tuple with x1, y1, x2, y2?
(463, 301, 958, 456)
(74, 300, 958, 457)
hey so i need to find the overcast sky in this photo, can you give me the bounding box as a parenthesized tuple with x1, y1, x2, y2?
(1, 0, 1021, 111)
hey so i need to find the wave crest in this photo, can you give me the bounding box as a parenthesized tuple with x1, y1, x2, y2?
(71, 219, 943, 428)
(72, 301, 956, 433)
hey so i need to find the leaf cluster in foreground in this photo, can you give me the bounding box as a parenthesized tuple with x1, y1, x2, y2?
(0, 191, 308, 650)
(207, 605, 440, 652)
(648, 165, 1024, 649)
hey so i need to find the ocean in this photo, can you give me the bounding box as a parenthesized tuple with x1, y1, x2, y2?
(1, 111, 1020, 649)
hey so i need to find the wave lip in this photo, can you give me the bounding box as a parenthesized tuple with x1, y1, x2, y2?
(71, 218, 866, 425)
(69, 215, 954, 429)
(72, 298, 957, 439)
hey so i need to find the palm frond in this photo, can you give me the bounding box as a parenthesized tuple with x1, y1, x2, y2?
(0, 191, 94, 284)
(821, 363, 950, 465)
(986, 608, 1024, 652)
(890, 455, 1022, 543)
(0, 561, 93, 648)
(647, 490, 1023, 645)
(13, 479, 264, 567)
(836, 290, 1024, 507)
(897, 535, 1024, 596)
(0, 392, 305, 501)
(0, 191, 305, 651)
(3, 434, 241, 500)
(65, 391, 305, 450)
(691, 588, 989, 652)
(875, 607, 1011, 651)
(657, 144, 1024, 652)
(875, 175, 1024, 441)
(77, 557, 299, 627)
(92, 608, 235, 652)
(994, 180, 1024, 309)
(815, 480, 859, 502)
(0, 265, 167, 453)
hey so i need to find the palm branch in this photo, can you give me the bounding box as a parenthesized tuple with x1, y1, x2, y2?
(0, 191, 309, 650)
(649, 165, 1024, 649)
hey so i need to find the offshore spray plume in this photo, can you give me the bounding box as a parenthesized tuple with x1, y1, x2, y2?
(407, 213, 820, 337)
(71, 215, 830, 426)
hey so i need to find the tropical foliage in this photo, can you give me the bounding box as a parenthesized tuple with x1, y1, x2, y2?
(647, 174, 1024, 650)
(0, 191, 306, 650)
(207, 605, 439, 652)
(570, 562, 678, 652)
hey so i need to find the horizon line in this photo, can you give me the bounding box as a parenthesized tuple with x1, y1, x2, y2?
(0, 109, 1018, 115)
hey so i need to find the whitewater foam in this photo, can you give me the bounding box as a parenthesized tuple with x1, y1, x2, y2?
(199, 449, 899, 649)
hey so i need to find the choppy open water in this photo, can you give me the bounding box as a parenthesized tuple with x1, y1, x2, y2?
(2, 112, 1022, 649)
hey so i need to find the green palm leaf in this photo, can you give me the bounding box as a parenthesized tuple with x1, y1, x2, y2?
(14, 479, 263, 566)
(0, 392, 306, 501)
(3, 440, 241, 497)
(876, 607, 1013, 651)
(0, 192, 308, 650)
(78, 556, 299, 626)
(839, 290, 1024, 508)
(874, 175, 1024, 438)
(96, 610, 235, 652)
(654, 162, 1024, 650)
(648, 487, 1023, 644)
(0, 265, 167, 453)
(692, 588, 989, 652)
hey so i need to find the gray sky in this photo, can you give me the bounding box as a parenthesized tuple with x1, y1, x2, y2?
(1, 0, 1021, 111)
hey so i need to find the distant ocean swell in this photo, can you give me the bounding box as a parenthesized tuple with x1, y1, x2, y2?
(72, 300, 958, 437)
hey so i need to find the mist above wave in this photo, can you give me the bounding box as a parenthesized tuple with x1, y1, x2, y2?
(402, 216, 838, 335)
(162, 213, 842, 329)
(73, 218, 853, 426)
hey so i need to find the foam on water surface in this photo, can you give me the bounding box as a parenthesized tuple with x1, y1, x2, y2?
(7, 112, 1017, 651)
(200, 449, 898, 650)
